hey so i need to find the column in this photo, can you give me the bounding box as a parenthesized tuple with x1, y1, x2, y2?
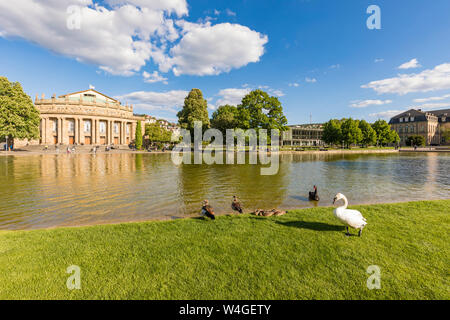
(108, 120, 112, 144)
(121, 121, 125, 144)
(80, 118, 85, 145)
(62, 118, 66, 144)
(95, 119, 100, 145)
(76, 118, 79, 144)
(58, 118, 62, 144)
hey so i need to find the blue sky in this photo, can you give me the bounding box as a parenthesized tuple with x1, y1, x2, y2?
(1, 0, 450, 124)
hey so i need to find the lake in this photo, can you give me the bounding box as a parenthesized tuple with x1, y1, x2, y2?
(0, 152, 449, 230)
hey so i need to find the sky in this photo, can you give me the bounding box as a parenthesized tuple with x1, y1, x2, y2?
(1, 0, 450, 124)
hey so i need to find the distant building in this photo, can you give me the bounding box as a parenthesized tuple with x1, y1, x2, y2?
(143, 115, 181, 140)
(389, 109, 450, 146)
(281, 124, 324, 147)
(17, 89, 146, 147)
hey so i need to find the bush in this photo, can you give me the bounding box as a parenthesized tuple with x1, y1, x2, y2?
(406, 135, 426, 147)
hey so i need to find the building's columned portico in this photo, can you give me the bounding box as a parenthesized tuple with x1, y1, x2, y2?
(34, 89, 144, 146)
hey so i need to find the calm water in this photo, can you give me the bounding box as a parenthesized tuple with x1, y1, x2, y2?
(0, 152, 449, 230)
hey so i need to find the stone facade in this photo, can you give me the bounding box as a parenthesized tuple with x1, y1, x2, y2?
(25, 89, 145, 146)
(389, 109, 450, 146)
(282, 124, 324, 146)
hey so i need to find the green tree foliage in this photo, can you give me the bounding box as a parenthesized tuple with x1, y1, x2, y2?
(177, 88, 210, 133)
(372, 120, 395, 146)
(135, 121, 143, 150)
(389, 130, 400, 145)
(442, 129, 450, 143)
(145, 122, 172, 143)
(340, 118, 362, 148)
(237, 90, 287, 131)
(0, 76, 40, 140)
(358, 120, 377, 147)
(322, 119, 342, 146)
(406, 135, 426, 147)
(210, 105, 239, 133)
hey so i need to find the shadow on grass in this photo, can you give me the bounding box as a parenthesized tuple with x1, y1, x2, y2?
(276, 220, 344, 232)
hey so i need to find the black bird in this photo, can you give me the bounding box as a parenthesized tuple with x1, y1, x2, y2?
(309, 185, 320, 201)
(201, 200, 216, 220)
(231, 196, 243, 214)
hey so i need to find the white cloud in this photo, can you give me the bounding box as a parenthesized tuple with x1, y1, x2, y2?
(115, 90, 188, 113)
(398, 58, 421, 70)
(105, 0, 188, 16)
(374, 58, 384, 63)
(0, 0, 184, 76)
(161, 22, 268, 76)
(368, 103, 450, 120)
(215, 88, 251, 106)
(350, 99, 392, 108)
(305, 77, 317, 83)
(226, 9, 236, 17)
(269, 89, 285, 97)
(413, 102, 450, 110)
(143, 71, 168, 84)
(289, 83, 300, 87)
(413, 93, 450, 103)
(361, 63, 450, 95)
(369, 109, 406, 119)
(330, 64, 340, 69)
(0, 1, 267, 77)
(214, 86, 284, 107)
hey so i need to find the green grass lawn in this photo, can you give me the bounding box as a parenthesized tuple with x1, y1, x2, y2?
(0, 200, 448, 300)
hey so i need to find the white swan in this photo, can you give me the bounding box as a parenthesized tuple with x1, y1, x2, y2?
(333, 193, 367, 237)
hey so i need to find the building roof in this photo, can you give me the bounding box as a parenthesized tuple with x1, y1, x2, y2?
(389, 108, 450, 124)
(429, 109, 450, 123)
(59, 89, 119, 103)
(389, 109, 429, 124)
(287, 123, 323, 129)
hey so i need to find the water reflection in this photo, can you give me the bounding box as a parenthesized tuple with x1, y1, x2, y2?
(0, 152, 448, 230)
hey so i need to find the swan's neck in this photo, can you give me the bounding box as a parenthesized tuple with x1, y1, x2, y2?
(340, 196, 348, 210)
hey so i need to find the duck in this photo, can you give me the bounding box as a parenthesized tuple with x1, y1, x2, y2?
(201, 200, 216, 220)
(309, 185, 319, 201)
(231, 196, 243, 214)
(333, 193, 367, 237)
(253, 209, 286, 217)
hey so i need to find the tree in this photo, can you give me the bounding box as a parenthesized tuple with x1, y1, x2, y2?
(238, 90, 287, 131)
(341, 118, 362, 148)
(210, 105, 239, 133)
(358, 120, 377, 147)
(145, 122, 172, 143)
(389, 130, 400, 145)
(442, 129, 450, 143)
(0, 76, 40, 141)
(135, 121, 143, 150)
(177, 88, 210, 134)
(322, 119, 342, 146)
(406, 135, 425, 147)
(372, 120, 394, 146)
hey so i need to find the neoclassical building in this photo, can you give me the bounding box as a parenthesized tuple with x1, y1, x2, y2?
(389, 108, 450, 146)
(34, 89, 145, 146)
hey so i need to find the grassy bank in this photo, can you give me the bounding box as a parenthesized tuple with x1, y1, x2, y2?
(0, 200, 448, 300)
